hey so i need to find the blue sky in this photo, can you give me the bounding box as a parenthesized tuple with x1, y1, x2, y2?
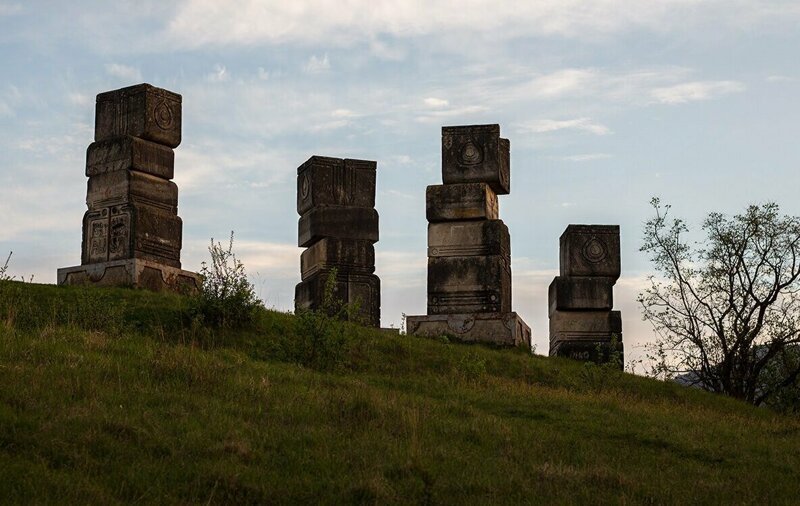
(1, 1, 799, 362)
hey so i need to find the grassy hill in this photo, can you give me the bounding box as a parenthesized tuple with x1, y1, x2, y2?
(1, 281, 799, 504)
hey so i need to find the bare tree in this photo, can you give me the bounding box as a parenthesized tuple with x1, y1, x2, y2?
(639, 198, 800, 406)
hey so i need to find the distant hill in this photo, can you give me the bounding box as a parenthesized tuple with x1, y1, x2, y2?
(1, 281, 799, 504)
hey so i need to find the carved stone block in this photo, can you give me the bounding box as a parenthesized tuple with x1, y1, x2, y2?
(549, 310, 622, 343)
(548, 276, 614, 315)
(406, 312, 531, 347)
(58, 258, 200, 294)
(300, 237, 375, 280)
(298, 207, 379, 247)
(87, 170, 178, 213)
(294, 270, 380, 327)
(426, 183, 499, 222)
(95, 83, 182, 148)
(296, 156, 376, 215)
(442, 124, 510, 195)
(428, 220, 509, 258)
(428, 254, 511, 314)
(559, 225, 620, 280)
(86, 136, 175, 179)
(549, 339, 624, 366)
(82, 204, 182, 268)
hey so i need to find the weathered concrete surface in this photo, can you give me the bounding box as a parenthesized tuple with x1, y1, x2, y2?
(428, 255, 511, 314)
(58, 258, 199, 294)
(441, 124, 510, 195)
(87, 170, 178, 213)
(295, 270, 380, 327)
(548, 276, 614, 315)
(296, 156, 376, 215)
(426, 183, 499, 222)
(549, 309, 622, 343)
(300, 237, 375, 279)
(298, 207, 379, 247)
(95, 84, 182, 148)
(406, 312, 531, 348)
(86, 136, 175, 179)
(427, 220, 509, 258)
(549, 339, 624, 364)
(559, 224, 621, 280)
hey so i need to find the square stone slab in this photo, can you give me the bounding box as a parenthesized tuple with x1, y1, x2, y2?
(406, 312, 531, 348)
(297, 156, 376, 215)
(82, 203, 183, 268)
(58, 258, 199, 294)
(549, 309, 622, 343)
(95, 83, 182, 148)
(548, 276, 614, 315)
(300, 237, 375, 280)
(87, 170, 178, 213)
(298, 207, 379, 247)
(559, 224, 620, 280)
(442, 124, 510, 195)
(426, 183, 499, 223)
(428, 254, 511, 314)
(428, 220, 509, 258)
(86, 136, 175, 179)
(295, 270, 380, 327)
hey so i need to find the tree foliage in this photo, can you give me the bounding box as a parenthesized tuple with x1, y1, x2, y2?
(639, 198, 800, 408)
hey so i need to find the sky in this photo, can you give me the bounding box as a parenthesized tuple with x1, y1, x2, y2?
(1, 1, 799, 364)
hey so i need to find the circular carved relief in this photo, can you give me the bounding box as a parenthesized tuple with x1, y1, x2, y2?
(300, 174, 310, 199)
(153, 101, 174, 130)
(582, 237, 607, 263)
(443, 136, 453, 149)
(459, 140, 483, 166)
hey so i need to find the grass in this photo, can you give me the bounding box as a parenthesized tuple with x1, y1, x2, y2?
(1, 281, 799, 504)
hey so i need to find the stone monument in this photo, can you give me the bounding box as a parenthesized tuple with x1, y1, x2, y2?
(406, 125, 531, 347)
(548, 224, 623, 364)
(58, 83, 200, 293)
(294, 156, 381, 327)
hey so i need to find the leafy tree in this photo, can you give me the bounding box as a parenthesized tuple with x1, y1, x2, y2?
(639, 198, 800, 407)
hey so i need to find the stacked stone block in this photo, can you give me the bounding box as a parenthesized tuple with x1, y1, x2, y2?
(294, 156, 380, 327)
(548, 225, 623, 364)
(407, 125, 531, 347)
(58, 83, 199, 293)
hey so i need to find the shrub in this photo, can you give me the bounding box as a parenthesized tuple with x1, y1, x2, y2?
(189, 232, 262, 328)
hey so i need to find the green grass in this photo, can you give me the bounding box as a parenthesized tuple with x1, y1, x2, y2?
(1, 281, 799, 504)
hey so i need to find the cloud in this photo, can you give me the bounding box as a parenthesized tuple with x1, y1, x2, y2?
(257, 67, 270, 80)
(0, 3, 21, 16)
(304, 54, 330, 74)
(558, 153, 612, 162)
(206, 64, 230, 82)
(766, 75, 796, 83)
(650, 80, 745, 104)
(423, 97, 449, 108)
(518, 117, 611, 135)
(104, 63, 142, 81)
(68, 93, 91, 107)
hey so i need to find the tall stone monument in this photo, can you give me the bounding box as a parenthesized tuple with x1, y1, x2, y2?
(406, 124, 531, 347)
(294, 156, 381, 327)
(548, 224, 623, 364)
(58, 83, 200, 293)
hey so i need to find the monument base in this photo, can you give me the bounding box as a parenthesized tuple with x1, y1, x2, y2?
(406, 312, 531, 348)
(58, 259, 201, 294)
(549, 339, 624, 367)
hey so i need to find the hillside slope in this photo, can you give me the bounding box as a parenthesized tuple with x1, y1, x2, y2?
(1, 282, 799, 504)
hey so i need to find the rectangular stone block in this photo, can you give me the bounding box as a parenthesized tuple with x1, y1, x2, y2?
(295, 271, 380, 327)
(548, 276, 614, 315)
(559, 224, 620, 280)
(428, 255, 511, 314)
(82, 203, 183, 268)
(426, 183, 498, 222)
(297, 156, 376, 215)
(87, 170, 178, 213)
(95, 83, 182, 148)
(406, 312, 531, 348)
(86, 136, 175, 179)
(300, 238, 375, 280)
(549, 310, 622, 343)
(298, 207, 379, 247)
(58, 258, 200, 294)
(549, 339, 624, 367)
(442, 124, 510, 195)
(428, 220, 509, 258)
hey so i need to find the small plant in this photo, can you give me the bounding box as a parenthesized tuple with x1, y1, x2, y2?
(0, 251, 12, 281)
(455, 351, 487, 382)
(190, 232, 262, 328)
